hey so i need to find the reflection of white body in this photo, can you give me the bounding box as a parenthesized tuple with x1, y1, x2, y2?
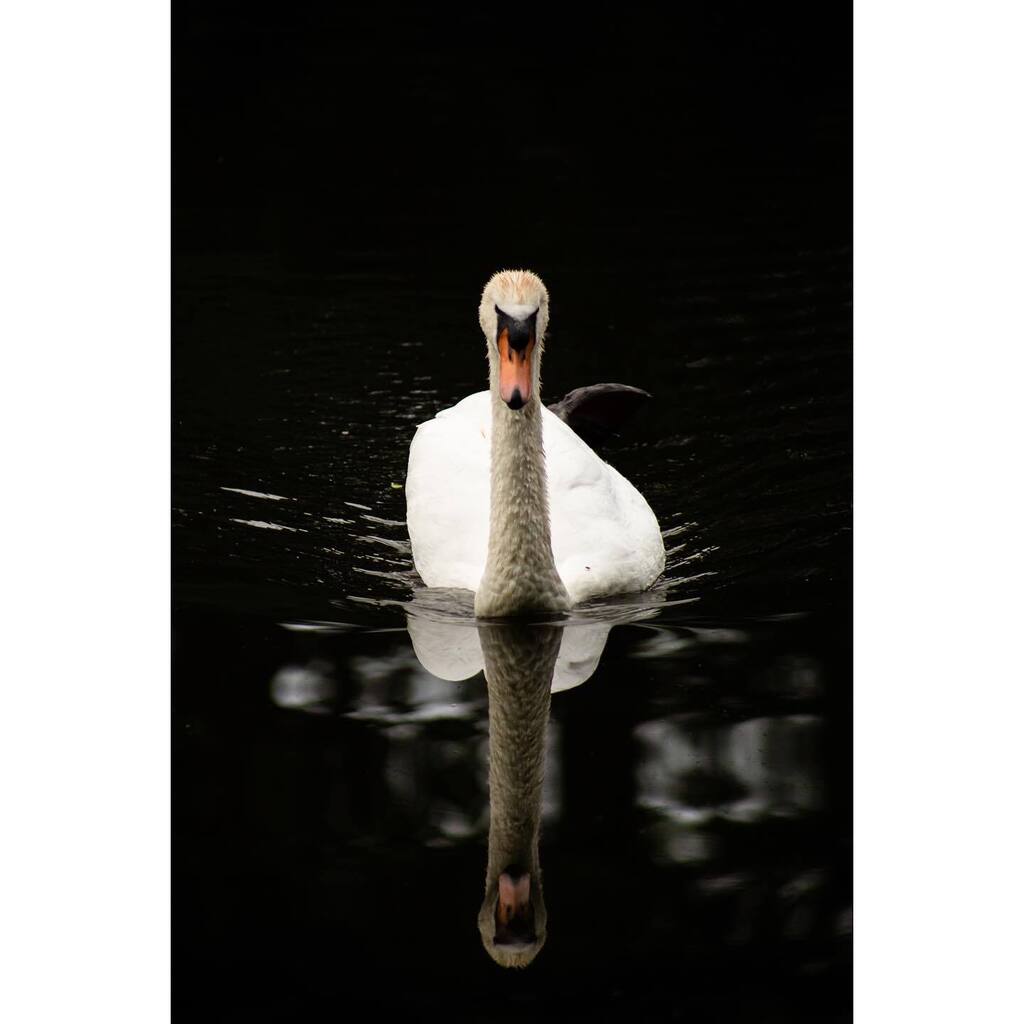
(406, 612, 613, 693)
(406, 391, 665, 605)
(405, 269, 664, 616)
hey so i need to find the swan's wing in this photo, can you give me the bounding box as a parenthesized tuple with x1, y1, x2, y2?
(543, 407, 665, 603)
(547, 383, 652, 448)
(406, 392, 491, 591)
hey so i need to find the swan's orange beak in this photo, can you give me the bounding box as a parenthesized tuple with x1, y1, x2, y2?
(495, 871, 534, 945)
(498, 330, 534, 409)
(496, 308, 537, 410)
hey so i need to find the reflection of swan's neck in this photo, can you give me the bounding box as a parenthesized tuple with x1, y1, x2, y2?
(478, 623, 561, 968)
(484, 623, 554, 871)
(475, 391, 570, 617)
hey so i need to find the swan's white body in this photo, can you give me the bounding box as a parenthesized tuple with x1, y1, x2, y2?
(406, 390, 665, 605)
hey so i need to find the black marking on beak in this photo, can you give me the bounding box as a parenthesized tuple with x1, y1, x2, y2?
(495, 868, 535, 946)
(495, 306, 537, 353)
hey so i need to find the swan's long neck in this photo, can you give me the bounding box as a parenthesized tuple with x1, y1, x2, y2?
(474, 386, 570, 618)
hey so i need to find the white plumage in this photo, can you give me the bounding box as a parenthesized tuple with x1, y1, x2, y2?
(406, 390, 665, 605)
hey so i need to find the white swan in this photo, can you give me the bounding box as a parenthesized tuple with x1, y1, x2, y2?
(406, 269, 665, 617)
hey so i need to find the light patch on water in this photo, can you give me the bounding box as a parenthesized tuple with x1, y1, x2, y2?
(229, 518, 303, 532)
(356, 534, 411, 553)
(270, 661, 336, 709)
(661, 523, 695, 539)
(279, 621, 357, 633)
(221, 486, 291, 501)
(361, 514, 406, 527)
(353, 564, 412, 580)
(347, 703, 478, 725)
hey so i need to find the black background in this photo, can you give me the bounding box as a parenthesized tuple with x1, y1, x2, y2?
(174, 2, 850, 276)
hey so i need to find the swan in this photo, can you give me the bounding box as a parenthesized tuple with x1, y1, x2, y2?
(405, 269, 665, 617)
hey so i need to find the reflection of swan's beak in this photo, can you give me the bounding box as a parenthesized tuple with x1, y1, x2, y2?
(496, 308, 536, 409)
(480, 867, 545, 967)
(495, 870, 534, 946)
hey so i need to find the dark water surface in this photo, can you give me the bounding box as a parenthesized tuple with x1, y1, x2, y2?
(174, 5, 851, 1019)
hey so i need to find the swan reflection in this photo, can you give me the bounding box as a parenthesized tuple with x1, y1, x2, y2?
(267, 604, 835, 968)
(403, 583, 664, 691)
(401, 594, 666, 966)
(407, 612, 609, 693)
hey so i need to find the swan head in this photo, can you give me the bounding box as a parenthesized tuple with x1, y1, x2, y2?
(477, 865, 547, 968)
(479, 269, 550, 411)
